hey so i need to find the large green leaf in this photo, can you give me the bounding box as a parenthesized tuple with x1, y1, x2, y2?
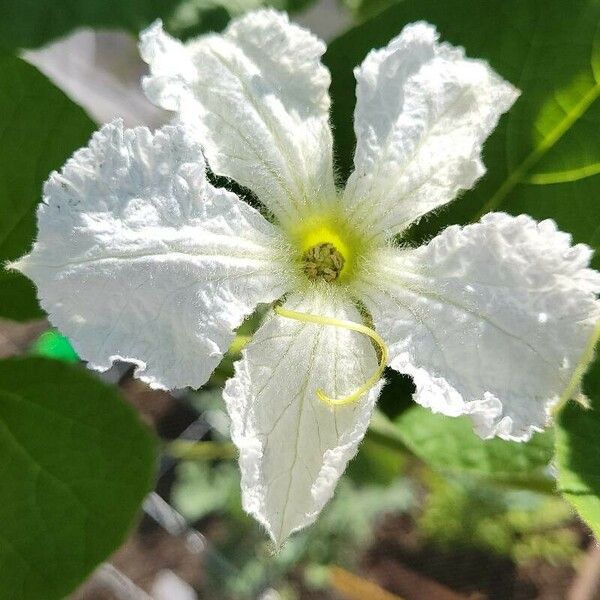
(0, 357, 156, 599)
(325, 0, 600, 267)
(366, 372, 555, 491)
(383, 406, 555, 492)
(556, 331, 600, 536)
(0, 54, 95, 321)
(0, 0, 314, 50)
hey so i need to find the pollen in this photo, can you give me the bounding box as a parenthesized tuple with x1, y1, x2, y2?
(303, 242, 345, 282)
(288, 209, 368, 284)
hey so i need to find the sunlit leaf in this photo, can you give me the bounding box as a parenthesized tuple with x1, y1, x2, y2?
(383, 406, 555, 492)
(368, 372, 554, 491)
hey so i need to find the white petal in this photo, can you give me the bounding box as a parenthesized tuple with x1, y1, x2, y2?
(223, 288, 382, 544)
(355, 213, 600, 441)
(12, 120, 291, 390)
(344, 22, 519, 238)
(139, 11, 335, 226)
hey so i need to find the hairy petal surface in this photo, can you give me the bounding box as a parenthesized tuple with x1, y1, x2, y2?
(355, 213, 600, 441)
(224, 288, 381, 544)
(12, 120, 291, 390)
(140, 11, 335, 225)
(344, 22, 519, 238)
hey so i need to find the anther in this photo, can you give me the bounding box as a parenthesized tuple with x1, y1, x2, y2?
(302, 242, 345, 282)
(273, 305, 388, 407)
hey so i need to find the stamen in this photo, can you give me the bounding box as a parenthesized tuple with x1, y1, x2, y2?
(274, 305, 388, 407)
(302, 242, 345, 282)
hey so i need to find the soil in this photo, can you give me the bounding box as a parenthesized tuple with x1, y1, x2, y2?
(360, 513, 587, 600)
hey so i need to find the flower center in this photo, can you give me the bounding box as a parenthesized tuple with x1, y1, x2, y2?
(286, 207, 370, 284)
(302, 242, 345, 282)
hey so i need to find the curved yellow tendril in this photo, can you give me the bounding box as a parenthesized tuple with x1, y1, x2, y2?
(273, 305, 388, 407)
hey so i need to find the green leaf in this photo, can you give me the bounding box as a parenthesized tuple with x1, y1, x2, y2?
(0, 271, 43, 323)
(0, 357, 156, 599)
(0, 54, 95, 321)
(325, 0, 600, 266)
(0, 0, 315, 50)
(556, 331, 600, 537)
(368, 372, 554, 491)
(378, 405, 555, 492)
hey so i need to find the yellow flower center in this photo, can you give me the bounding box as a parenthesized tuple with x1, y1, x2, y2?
(288, 210, 365, 284)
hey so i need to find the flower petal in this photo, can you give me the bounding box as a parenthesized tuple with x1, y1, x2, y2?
(223, 288, 382, 544)
(139, 11, 335, 226)
(355, 213, 600, 441)
(344, 22, 519, 238)
(12, 120, 291, 390)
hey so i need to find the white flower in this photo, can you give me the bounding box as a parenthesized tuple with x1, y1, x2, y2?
(12, 11, 600, 545)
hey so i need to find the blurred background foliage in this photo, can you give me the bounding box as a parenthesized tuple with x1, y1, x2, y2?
(0, 0, 600, 598)
(0, 0, 318, 51)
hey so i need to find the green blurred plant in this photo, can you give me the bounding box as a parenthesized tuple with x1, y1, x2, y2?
(419, 473, 582, 566)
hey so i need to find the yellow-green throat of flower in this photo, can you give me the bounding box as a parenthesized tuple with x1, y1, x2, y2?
(289, 210, 364, 284)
